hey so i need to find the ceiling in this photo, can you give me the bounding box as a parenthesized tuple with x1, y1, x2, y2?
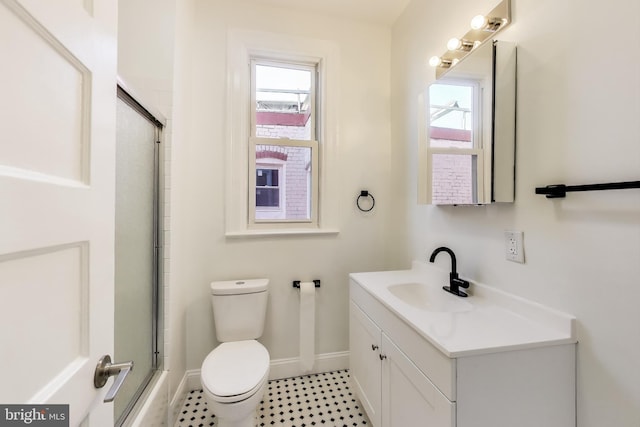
(251, 0, 412, 26)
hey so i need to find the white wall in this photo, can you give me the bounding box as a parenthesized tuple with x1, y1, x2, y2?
(391, 0, 640, 426)
(170, 0, 394, 374)
(117, 0, 176, 115)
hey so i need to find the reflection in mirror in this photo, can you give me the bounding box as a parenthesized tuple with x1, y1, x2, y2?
(429, 152, 480, 204)
(423, 40, 516, 205)
(428, 80, 484, 204)
(429, 83, 476, 149)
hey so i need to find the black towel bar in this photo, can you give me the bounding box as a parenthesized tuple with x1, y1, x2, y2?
(535, 180, 640, 198)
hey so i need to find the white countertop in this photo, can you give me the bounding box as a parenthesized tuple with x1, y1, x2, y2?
(349, 261, 576, 358)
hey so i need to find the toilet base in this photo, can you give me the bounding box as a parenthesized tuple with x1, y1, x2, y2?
(202, 368, 268, 427)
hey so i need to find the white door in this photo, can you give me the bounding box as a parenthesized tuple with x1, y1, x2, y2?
(0, 0, 117, 425)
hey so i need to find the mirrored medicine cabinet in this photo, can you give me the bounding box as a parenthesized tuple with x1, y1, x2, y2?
(420, 40, 516, 205)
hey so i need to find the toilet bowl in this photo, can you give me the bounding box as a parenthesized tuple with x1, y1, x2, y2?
(201, 279, 270, 427)
(201, 340, 270, 427)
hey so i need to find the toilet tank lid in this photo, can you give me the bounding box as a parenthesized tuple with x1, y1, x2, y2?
(210, 278, 269, 295)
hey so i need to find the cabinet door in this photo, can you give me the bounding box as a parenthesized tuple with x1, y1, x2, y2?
(349, 301, 382, 427)
(381, 334, 455, 427)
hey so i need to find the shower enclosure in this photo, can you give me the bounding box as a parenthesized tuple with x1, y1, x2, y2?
(114, 85, 164, 425)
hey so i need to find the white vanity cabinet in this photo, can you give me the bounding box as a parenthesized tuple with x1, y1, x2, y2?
(350, 299, 455, 427)
(349, 275, 576, 427)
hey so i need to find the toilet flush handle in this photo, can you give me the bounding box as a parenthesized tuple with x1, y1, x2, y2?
(94, 355, 134, 403)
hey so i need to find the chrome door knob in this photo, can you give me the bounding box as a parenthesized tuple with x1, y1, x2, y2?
(94, 355, 134, 403)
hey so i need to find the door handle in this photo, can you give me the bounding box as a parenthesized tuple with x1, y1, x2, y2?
(94, 355, 134, 403)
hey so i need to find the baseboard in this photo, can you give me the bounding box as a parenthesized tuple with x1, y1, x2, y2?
(268, 351, 350, 380)
(171, 351, 351, 408)
(168, 369, 199, 427)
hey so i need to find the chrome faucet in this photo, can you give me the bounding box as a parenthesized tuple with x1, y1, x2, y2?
(429, 247, 470, 297)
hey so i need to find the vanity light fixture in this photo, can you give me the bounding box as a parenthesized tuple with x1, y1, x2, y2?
(430, 0, 511, 79)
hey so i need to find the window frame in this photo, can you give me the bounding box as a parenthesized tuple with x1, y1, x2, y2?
(248, 58, 319, 227)
(251, 59, 317, 141)
(225, 30, 340, 237)
(249, 138, 318, 226)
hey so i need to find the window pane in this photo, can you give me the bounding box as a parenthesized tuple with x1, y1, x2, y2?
(429, 83, 474, 149)
(257, 168, 278, 187)
(256, 188, 279, 207)
(431, 153, 478, 205)
(255, 64, 313, 140)
(255, 144, 312, 221)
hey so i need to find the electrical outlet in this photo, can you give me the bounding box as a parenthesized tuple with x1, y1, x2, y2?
(504, 231, 525, 263)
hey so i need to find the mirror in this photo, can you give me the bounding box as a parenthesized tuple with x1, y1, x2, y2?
(422, 40, 516, 205)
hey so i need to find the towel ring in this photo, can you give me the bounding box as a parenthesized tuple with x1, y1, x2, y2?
(356, 190, 375, 212)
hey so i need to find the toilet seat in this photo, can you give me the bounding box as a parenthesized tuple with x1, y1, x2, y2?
(201, 340, 270, 403)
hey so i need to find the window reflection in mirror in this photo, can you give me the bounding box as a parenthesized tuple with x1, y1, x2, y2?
(430, 152, 479, 204)
(429, 82, 482, 204)
(429, 82, 476, 149)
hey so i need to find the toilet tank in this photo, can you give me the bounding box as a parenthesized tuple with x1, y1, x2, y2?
(210, 279, 269, 342)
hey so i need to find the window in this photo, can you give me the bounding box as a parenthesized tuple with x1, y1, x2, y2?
(256, 167, 280, 208)
(255, 162, 285, 219)
(249, 59, 318, 225)
(225, 30, 339, 236)
(429, 82, 479, 149)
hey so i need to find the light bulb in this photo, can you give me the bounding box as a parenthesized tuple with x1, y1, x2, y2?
(447, 38, 462, 51)
(451, 58, 460, 66)
(470, 14, 488, 30)
(447, 38, 475, 52)
(429, 56, 442, 67)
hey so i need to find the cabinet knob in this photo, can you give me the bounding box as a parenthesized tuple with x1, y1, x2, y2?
(371, 344, 379, 351)
(379, 354, 387, 361)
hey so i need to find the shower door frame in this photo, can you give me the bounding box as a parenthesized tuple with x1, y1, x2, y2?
(115, 82, 165, 426)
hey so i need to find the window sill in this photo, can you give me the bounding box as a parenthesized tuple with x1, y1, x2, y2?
(225, 228, 340, 239)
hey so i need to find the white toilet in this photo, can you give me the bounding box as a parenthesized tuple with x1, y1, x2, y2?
(201, 279, 270, 427)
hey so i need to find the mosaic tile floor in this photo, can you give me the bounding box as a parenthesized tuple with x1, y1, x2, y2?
(176, 370, 370, 427)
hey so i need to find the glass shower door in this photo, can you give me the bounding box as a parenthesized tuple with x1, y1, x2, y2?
(114, 89, 161, 424)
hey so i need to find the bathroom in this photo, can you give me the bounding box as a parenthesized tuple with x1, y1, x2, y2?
(1, 0, 638, 425)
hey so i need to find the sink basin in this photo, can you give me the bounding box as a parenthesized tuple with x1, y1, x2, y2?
(387, 282, 473, 313)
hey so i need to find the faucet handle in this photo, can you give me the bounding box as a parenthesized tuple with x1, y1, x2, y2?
(444, 276, 470, 297)
(452, 277, 469, 289)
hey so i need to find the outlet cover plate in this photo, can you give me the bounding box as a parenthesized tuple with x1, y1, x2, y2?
(504, 231, 525, 263)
